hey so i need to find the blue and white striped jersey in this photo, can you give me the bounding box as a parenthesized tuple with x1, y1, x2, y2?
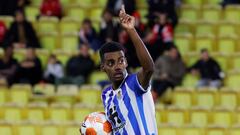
(101, 73, 158, 135)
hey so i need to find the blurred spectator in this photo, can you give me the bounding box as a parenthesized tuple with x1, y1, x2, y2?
(152, 46, 186, 102)
(106, 0, 136, 16)
(40, 0, 62, 18)
(0, 0, 30, 15)
(144, 12, 174, 61)
(3, 9, 41, 48)
(79, 18, 100, 51)
(147, 0, 178, 28)
(44, 54, 64, 84)
(0, 45, 18, 86)
(221, 0, 240, 7)
(58, 44, 95, 86)
(0, 21, 7, 46)
(99, 9, 119, 44)
(189, 49, 224, 88)
(17, 47, 42, 85)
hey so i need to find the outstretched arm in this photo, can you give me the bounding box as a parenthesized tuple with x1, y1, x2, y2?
(119, 5, 154, 89)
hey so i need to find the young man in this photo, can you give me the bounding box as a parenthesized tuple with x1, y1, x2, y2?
(100, 5, 158, 135)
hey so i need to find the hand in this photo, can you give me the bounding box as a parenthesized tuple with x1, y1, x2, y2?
(119, 5, 135, 30)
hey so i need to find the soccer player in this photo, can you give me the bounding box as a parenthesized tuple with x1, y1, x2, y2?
(100, 5, 158, 135)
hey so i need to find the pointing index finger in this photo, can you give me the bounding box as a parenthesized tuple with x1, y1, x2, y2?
(121, 5, 126, 13)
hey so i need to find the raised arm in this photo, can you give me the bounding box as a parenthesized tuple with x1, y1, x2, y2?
(119, 5, 154, 89)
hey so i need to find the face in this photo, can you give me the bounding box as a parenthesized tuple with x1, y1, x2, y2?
(26, 48, 35, 60)
(103, 11, 112, 22)
(101, 51, 128, 83)
(201, 51, 209, 61)
(80, 45, 89, 57)
(5, 47, 14, 57)
(15, 11, 24, 23)
(158, 13, 167, 25)
(168, 48, 178, 59)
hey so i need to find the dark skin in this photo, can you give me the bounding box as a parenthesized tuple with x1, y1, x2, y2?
(101, 5, 154, 90)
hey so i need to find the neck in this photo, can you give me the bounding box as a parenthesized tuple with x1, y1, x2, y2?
(112, 80, 123, 90)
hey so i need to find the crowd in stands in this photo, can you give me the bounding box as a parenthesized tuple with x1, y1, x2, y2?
(0, 0, 239, 101)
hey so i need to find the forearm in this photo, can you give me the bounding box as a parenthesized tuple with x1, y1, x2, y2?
(126, 28, 154, 71)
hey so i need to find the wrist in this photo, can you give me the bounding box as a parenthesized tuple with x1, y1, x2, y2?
(126, 27, 136, 33)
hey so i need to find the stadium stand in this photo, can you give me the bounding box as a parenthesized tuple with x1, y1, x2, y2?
(1, 0, 240, 134)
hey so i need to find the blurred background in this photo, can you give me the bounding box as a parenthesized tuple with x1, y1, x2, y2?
(0, 0, 240, 134)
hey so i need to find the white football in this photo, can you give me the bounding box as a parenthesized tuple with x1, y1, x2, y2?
(80, 112, 112, 135)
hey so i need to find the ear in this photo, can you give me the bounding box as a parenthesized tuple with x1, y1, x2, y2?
(124, 57, 128, 67)
(100, 63, 105, 72)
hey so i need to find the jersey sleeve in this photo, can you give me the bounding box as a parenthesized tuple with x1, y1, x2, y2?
(127, 74, 151, 94)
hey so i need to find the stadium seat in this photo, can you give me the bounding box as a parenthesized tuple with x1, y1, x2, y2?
(72, 104, 93, 122)
(98, 0, 107, 7)
(225, 72, 240, 88)
(67, 6, 87, 21)
(60, 17, 80, 34)
(38, 17, 59, 34)
(194, 34, 216, 53)
(60, 0, 72, 6)
(189, 108, 209, 127)
(36, 49, 50, 68)
(230, 54, 240, 71)
(0, 124, 12, 135)
(60, 33, 79, 51)
(24, 6, 39, 21)
(195, 21, 216, 36)
(158, 125, 178, 135)
(13, 49, 27, 62)
(217, 21, 237, 37)
(9, 84, 31, 105)
(182, 74, 199, 88)
(172, 90, 193, 109)
(211, 109, 233, 127)
(180, 126, 204, 135)
(212, 53, 229, 72)
(41, 124, 60, 135)
(217, 36, 237, 54)
(0, 16, 14, 28)
(194, 90, 217, 109)
(74, 0, 94, 7)
(48, 103, 71, 122)
(175, 19, 194, 34)
(52, 49, 73, 66)
(181, 5, 200, 21)
(90, 8, 103, 22)
(26, 103, 47, 123)
(228, 127, 240, 135)
(16, 124, 38, 135)
(165, 108, 186, 126)
(40, 33, 59, 51)
(224, 5, 240, 22)
(203, 0, 221, 5)
(206, 127, 226, 135)
(62, 124, 80, 135)
(0, 87, 8, 105)
(3, 105, 23, 123)
(155, 109, 164, 125)
(201, 5, 222, 22)
(89, 71, 108, 84)
(78, 84, 102, 107)
(33, 83, 55, 95)
(174, 33, 193, 55)
(218, 91, 238, 110)
(54, 85, 78, 104)
(185, 0, 204, 5)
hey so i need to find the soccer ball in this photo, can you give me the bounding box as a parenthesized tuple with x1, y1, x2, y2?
(80, 112, 112, 135)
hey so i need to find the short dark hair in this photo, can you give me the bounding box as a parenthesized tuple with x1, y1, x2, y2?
(99, 42, 125, 62)
(201, 48, 208, 53)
